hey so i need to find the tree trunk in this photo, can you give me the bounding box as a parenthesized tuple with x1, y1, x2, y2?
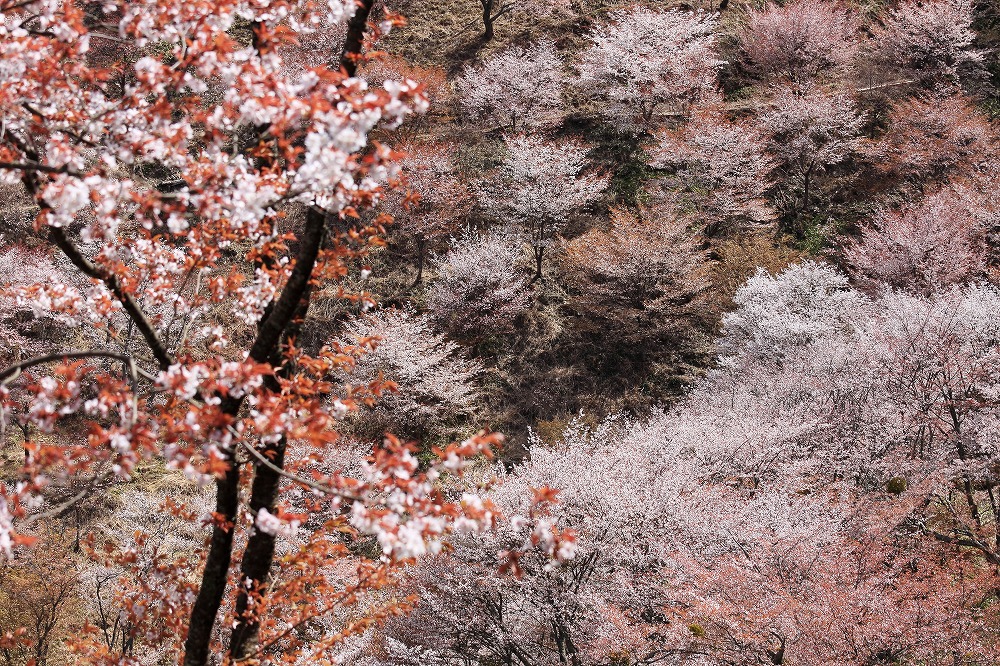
(482, 0, 495, 40)
(949, 403, 983, 527)
(413, 236, 426, 286)
(182, 208, 328, 666)
(531, 245, 544, 283)
(767, 637, 786, 665)
(228, 272, 318, 659)
(987, 484, 1000, 554)
(227, 437, 287, 659)
(802, 165, 813, 212)
(337, 0, 375, 77)
(182, 438, 240, 666)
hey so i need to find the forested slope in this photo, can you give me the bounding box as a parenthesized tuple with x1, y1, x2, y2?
(0, 0, 998, 664)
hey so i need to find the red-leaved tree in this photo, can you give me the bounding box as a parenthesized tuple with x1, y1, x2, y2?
(651, 107, 775, 234)
(859, 92, 995, 189)
(846, 187, 990, 295)
(0, 1, 572, 664)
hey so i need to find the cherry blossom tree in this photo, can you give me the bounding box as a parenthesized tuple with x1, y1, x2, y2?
(578, 7, 721, 132)
(556, 264, 1000, 664)
(859, 93, 995, 188)
(386, 317, 1000, 662)
(561, 205, 709, 348)
(719, 260, 867, 362)
(337, 308, 483, 439)
(383, 142, 474, 285)
(426, 227, 531, 340)
(386, 413, 703, 666)
(737, 0, 856, 84)
(846, 187, 990, 294)
(0, 2, 571, 663)
(454, 40, 563, 132)
(760, 88, 862, 225)
(0, 531, 82, 666)
(676, 498, 997, 665)
(716, 262, 1000, 559)
(4, 0, 1000, 663)
(868, 0, 988, 91)
(651, 108, 775, 234)
(702, 272, 1000, 657)
(0, 244, 88, 367)
(478, 136, 607, 282)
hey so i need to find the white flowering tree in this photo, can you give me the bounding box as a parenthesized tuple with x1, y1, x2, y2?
(761, 88, 862, 221)
(478, 136, 607, 282)
(337, 308, 483, 439)
(454, 40, 564, 131)
(737, 0, 857, 84)
(652, 108, 775, 233)
(870, 0, 988, 89)
(387, 413, 702, 666)
(427, 227, 531, 339)
(578, 7, 721, 132)
(846, 186, 990, 294)
(719, 261, 867, 361)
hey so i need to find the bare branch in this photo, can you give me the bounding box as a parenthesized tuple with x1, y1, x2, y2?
(236, 439, 361, 502)
(22, 468, 115, 526)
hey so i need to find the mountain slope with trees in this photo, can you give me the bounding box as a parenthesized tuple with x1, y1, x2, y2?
(0, 0, 998, 664)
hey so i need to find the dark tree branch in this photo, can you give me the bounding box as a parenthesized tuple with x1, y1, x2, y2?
(0, 350, 152, 386)
(338, 0, 376, 77)
(921, 525, 1000, 566)
(0, 161, 83, 176)
(227, 436, 287, 659)
(48, 227, 174, 371)
(181, 434, 240, 666)
(22, 468, 114, 526)
(490, 3, 516, 21)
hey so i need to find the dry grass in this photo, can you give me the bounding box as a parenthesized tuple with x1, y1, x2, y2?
(709, 231, 806, 309)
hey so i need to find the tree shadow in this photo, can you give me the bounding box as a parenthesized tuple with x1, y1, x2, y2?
(444, 34, 491, 75)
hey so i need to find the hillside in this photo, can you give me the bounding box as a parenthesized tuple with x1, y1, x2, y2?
(0, 0, 998, 664)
